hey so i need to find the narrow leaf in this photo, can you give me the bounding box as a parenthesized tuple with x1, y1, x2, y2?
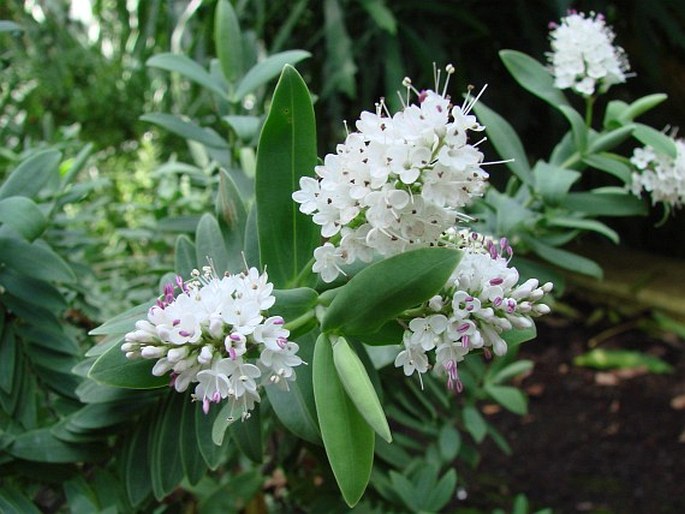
(560, 191, 647, 217)
(215, 169, 248, 272)
(313, 334, 374, 507)
(234, 50, 311, 102)
(195, 213, 231, 273)
(633, 123, 677, 158)
(88, 342, 169, 389)
(0, 197, 47, 240)
(0, 237, 76, 283)
(546, 216, 619, 243)
(484, 384, 528, 415)
(175, 235, 197, 278)
(462, 405, 487, 443)
(522, 235, 603, 278)
(533, 161, 580, 204)
(0, 149, 61, 200)
(215, 0, 243, 83)
(588, 124, 635, 153)
(499, 50, 570, 108)
(147, 53, 228, 98)
(141, 113, 229, 149)
(229, 406, 263, 463)
(255, 64, 318, 287)
(151, 393, 185, 500)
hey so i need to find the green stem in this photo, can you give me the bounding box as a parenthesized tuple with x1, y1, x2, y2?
(585, 95, 595, 128)
(284, 309, 317, 332)
(560, 151, 582, 169)
(292, 256, 315, 288)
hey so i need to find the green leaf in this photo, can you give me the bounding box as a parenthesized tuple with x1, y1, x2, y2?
(151, 393, 186, 500)
(546, 216, 619, 243)
(265, 331, 320, 444)
(583, 154, 632, 183)
(0, 197, 47, 240)
(0, 237, 76, 283)
(0, 485, 41, 514)
(356, 320, 404, 347)
(588, 124, 635, 153)
(141, 113, 229, 149)
(332, 337, 391, 442)
(175, 234, 197, 278)
(0, 149, 61, 200)
(618, 93, 668, 124)
(389, 471, 420, 511)
(222, 115, 262, 141)
(424, 468, 458, 512)
(358, 0, 397, 34)
(633, 123, 677, 158)
(322, 247, 461, 335)
(0, 21, 23, 33)
(233, 50, 311, 102)
(323, 0, 357, 97)
(313, 333, 374, 507)
(484, 384, 528, 415)
(196, 399, 233, 470)
(180, 396, 207, 486)
(558, 105, 588, 151)
(195, 213, 231, 273)
(501, 325, 538, 347)
(8, 428, 104, 463)
(437, 424, 461, 462)
(0, 324, 17, 394)
(0, 268, 67, 313)
(522, 235, 603, 278)
(472, 101, 532, 185)
(489, 359, 534, 384)
(533, 161, 580, 204)
(215, 169, 248, 272)
(560, 191, 647, 217)
(88, 341, 169, 389)
(215, 0, 243, 83)
(229, 406, 263, 463)
(462, 405, 487, 443)
(499, 50, 570, 108)
(255, 64, 318, 287)
(146, 53, 228, 98)
(574, 349, 673, 374)
(89, 300, 155, 336)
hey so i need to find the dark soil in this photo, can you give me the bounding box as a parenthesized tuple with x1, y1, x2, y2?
(471, 301, 685, 514)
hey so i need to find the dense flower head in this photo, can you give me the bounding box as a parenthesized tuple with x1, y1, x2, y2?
(293, 65, 492, 283)
(548, 11, 630, 96)
(122, 266, 303, 421)
(394, 230, 553, 391)
(630, 138, 685, 209)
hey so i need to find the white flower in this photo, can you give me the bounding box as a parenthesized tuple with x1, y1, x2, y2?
(122, 266, 303, 418)
(548, 11, 630, 96)
(292, 66, 491, 282)
(394, 232, 553, 390)
(630, 138, 685, 209)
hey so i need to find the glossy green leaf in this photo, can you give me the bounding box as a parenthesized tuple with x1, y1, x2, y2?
(0, 268, 67, 313)
(266, 331, 320, 444)
(180, 396, 207, 485)
(0, 149, 61, 200)
(8, 428, 104, 463)
(88, 341, 168, 389)
(546, 216, 619, 243)
(174, 234, 196, 278)
(560, 191, 647, 217)
(196, 398, 233, 470)
(0, 324, 16, 394)
(0, 485, 41, 514)
(229, 405, 263, 463)
(146, 53, 228, 98)
(533, 162, 580, 204)
(522, 235, 603, 278)
(69, 398, 157, 431)
(574, 348, 673, 374)
(89, 300, 155, 336)
(141, 113, 229, 149)
(215, 0, 243, 83)
(234, 50, 311, 102)
(151, 393, 185, 500)
(313, 333, 374, 507)
(619, 93, 668, 123)
(123, 418, 153, 506)
(462, 405, 487, 443)
(499, 50, 569, 109)
(633, 123, 677, 158)
(322, 247, 461, 335)
(356, 320, 404, 346)
(0, 197, 47, 240)
(0, 236, 76, 283)
(472, 101, 532, 185)
(255, 64, 318, 287)
(214, 169, 247, 272)
(489, 359, 534, 385)
(332, 337, 391, 442)
(484, 384, 528, 415)
(195, 212, 231, 273)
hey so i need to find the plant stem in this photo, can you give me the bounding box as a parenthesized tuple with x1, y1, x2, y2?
(560, 151, 582, 169)
(284, 309, 317, 332)
(585, 95, 595, 127)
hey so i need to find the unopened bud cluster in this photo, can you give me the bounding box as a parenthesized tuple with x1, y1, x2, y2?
(395, 231, 553, 391)
(122, 266, 302, 420)
(293, 66, 491, 283)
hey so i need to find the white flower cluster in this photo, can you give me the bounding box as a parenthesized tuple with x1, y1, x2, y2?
(630, 139, 685, 209)
(293, 66, 490, 283)
(394, 231, 552, 391)
(548, 11, 630, 96)
(122, 267, 303, 420)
